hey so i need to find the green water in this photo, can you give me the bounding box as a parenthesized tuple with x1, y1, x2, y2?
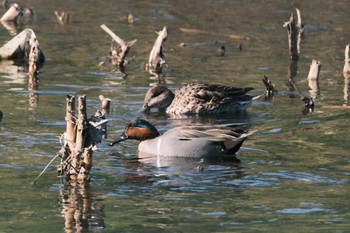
(1, 0, 350, 232)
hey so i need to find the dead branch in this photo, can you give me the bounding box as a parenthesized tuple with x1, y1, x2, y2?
(100, 24, 137, 73)
(148, 26, 168, 76)
(0, 3, 21, 21)
(283, 14, 299, 61)
(295, 8, 304, 54)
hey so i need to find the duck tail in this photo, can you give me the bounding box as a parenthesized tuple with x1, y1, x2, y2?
(225, 138, 246, 155)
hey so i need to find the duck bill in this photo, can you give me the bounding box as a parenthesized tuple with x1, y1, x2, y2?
(109, 133, 128, 146)
(139, 104, 150, 113)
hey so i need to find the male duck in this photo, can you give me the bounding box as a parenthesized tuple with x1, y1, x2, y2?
(141, 82, 255, 115)
(110, 118, 255, 159)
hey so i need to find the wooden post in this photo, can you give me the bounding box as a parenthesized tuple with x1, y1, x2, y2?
(58, 95, 109, 182)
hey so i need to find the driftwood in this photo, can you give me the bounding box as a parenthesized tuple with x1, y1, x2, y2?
(57, 95, 109, 183)
(100, 24, 137, 73)
(0, 28, 45, 65)
(148, 26, 168, 76)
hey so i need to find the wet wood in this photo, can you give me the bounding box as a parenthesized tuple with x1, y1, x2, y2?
(100, 24, 137, 73)
(307, 60, 321, 99)
(343, 45, 350, 102)
(295, 8, 304, 54)
(148, 26, 168, 76)
(99, 95, 111, 114)
(283, 13, 299, 61)
(58, 95, 109, 183)
(0, 28, 45, 63)
(343, 45, 350, 75)
(0, 3, 21, 21)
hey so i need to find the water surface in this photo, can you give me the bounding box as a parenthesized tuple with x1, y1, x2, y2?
(1, 0, 350, 232)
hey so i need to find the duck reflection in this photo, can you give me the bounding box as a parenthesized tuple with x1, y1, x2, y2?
(138, 151, 242, 175)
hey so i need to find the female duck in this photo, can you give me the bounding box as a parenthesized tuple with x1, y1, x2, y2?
(110, 118, 255, 159)
(141, 83, 255, 115)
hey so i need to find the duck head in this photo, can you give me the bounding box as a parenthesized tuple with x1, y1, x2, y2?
(141, 85, 174, 112)
(110, 118, 160, 146)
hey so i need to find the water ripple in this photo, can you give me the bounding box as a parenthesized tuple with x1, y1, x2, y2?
(262, 170, 347, 184)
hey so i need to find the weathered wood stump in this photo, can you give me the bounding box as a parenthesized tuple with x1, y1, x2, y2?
(307, 59, 321, 100)
(57, 95, 109, 183)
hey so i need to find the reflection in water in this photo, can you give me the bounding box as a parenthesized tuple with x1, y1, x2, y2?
(0, 60, 40, 109)
(344, 74, 349, 104)
(138, 152, 242, 175)
(286, 60, 298, 97)
(60, 182, 105, 233)
(0, 20, 18, 35)
(28, 72, 39, 109)
(0, 60, 27, 84)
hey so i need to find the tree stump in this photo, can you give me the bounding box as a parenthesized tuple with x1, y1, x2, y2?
(307, 59, 321, 100)
(58, 95, 109, 183)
